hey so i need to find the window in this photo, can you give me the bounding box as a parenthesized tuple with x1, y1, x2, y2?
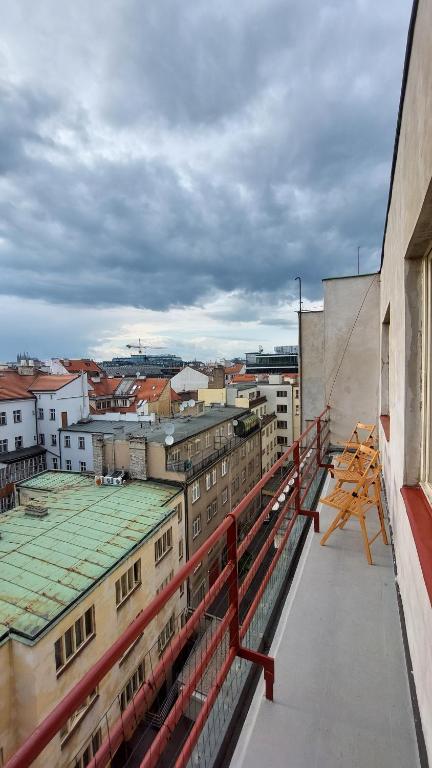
(205, 432, 211, 448)
(53, 458, 58, 470)
(78, 436, 85, 450)
(207, 504, 212, 522)
(176, 503, 182, 523)
(158, 615, 175, 655)
(51, 434, 57, 446)
(115, 559, 141, 607)
(64, 435, 71, 448)
(119, 659, 145, 711)
(191, 479, 200, 503)
(295, 405, 300, 416)
(54, 606, 95, 673)
(212, 467, 217, 485)
(180, 581, 185, 597)
(79, 461, 87, 472)
(13, 409, 22, 423)
(193, 581, 206, 607)
(74, 728, 102, 768)
(295, 389, 299, 399)
(277, 404, 287, 413)
(178, 537, 184, 560)
(241, 468, 246, 484)
(156, 570, 174, 595)
(15, 436, 23, 450)
(187, 443, 193, 458)
(222, 487, 228, 505)
(221, 458, 228, 476)
(211, 499, 218, 517)
(59, 688, 98, 744)
(155, 527, 173, 563)
(192, 514, 202, 539)
(205, 472, 211, 490)
(66, 459, 72, 471)
(0, 439, 8, 453)
(39, 433, 45, 445)
(49, 408, 56, 420)
(277, 436, 288, 445)
(277, 420, 288, 429)
(0, 412, 7, 425)
(170, 447, 180, 463)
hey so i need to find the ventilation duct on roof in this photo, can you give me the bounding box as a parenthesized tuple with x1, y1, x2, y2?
(25, 504, 49, 518)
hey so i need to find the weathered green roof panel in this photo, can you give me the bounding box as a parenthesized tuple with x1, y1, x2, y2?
(0, 472, 180, 644)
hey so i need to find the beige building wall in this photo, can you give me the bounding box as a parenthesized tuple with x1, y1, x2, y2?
(198, 388, 226, 406)
(378, 0, 432, 757)
(322, 274, 380, 445)
(301, 310, 325, 431)
(261, 414, 278, 473)
(1, 491, 186, 767)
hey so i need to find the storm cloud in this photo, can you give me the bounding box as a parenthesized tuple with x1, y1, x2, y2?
(0, 0, 410, 357)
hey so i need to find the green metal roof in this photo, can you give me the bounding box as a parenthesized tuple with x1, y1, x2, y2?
(0, 472, 180, 643)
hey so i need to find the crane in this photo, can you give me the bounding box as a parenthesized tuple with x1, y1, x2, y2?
(126, 338, 166, 354)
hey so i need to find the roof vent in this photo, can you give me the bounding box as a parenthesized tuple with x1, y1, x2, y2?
(25, 504, 49, 518)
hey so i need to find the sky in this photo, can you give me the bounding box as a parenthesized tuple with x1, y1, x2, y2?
(0, 0, 411, 363)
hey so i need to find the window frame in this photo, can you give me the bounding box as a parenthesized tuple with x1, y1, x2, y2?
(421, 251, 432, 502)
(115, 559, 142, 608)
(54, 606, 95, 675)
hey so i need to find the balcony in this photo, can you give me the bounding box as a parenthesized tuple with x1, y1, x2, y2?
(5, 409, 423, 768)
(166, 431, 258, 478)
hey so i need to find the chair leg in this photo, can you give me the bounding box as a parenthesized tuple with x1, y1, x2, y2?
(320, 508, 348, 547)
(358, 515, 373, 565)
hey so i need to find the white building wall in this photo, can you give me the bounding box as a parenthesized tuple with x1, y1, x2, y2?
(35, 375, 90, 470)
(0, 399, 36, 454)
(301, 311, 325, 431)
(170, 367, 209, 393)
(61, 429, 94, 473)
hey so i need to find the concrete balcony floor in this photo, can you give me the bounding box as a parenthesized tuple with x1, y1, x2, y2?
(231, 475, 421, 768)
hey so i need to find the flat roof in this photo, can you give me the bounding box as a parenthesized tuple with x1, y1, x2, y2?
(0, 472, 181, 643)
(64, 406, 248, 446)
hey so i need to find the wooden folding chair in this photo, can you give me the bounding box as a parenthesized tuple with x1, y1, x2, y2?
(332, 422, 376, 469)
(319, 461, 388, 565)
(331, 444, 384, 520)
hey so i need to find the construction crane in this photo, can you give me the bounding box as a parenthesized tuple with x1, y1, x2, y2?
(126, 338, 166, 354)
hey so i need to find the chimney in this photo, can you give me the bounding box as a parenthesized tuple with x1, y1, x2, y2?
(128, 436, 147, 480)
(92, 434, 105, 476)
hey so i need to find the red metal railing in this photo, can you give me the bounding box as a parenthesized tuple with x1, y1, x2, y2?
(5, 407, 330, 768)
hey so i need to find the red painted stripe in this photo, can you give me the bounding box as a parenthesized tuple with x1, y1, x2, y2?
(401, 485, 432, 605)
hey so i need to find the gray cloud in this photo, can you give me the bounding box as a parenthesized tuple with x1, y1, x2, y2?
(0, 0, 411, 332)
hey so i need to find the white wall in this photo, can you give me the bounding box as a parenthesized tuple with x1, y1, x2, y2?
(301, 311, 325, 430)
(0, 399, 36, 453)
(61, 429, 95, 472)
(171, 366, 209, 393)
(34, 375, 90, 469)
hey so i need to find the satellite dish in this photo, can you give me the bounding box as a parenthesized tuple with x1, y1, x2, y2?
(162, 422, 175, 435)
(188, 399, 196, 407)
(233, 420, 238, 426)
(165, 435, 174, 446)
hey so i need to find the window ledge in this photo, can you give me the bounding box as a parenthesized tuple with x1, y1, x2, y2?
(116, 582, 142, 611)
(56, 633, 96, 678)
(401, 485, 432, 605)
(380, 414, 390, 441)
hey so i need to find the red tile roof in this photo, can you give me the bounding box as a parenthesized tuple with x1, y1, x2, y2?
(134, 378, 168, 403)
(0, 371, 37, 400)
(29, 375, 79, 392)
(90, 378, 122, 397)
(61, 359, 103, 375)
(231, 374, 257, 383)
(225, 363, 244, 375)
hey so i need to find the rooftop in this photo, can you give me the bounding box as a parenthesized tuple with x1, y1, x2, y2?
(29, 374, 79, 392)
(0, 472, 180, 643)
(61, 359, 103, 375)
(65, 406, 249, 445)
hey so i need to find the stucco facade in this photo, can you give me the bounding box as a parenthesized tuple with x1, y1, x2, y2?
(1, 477, 185, 767)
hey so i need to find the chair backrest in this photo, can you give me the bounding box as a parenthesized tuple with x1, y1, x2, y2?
(351, 422, 376, 447)
(350, 448, 381, 493)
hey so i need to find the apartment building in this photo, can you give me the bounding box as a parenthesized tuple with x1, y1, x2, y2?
(227, 377, 300, 458)
(260, 412, 278, 473)
(0, 370, 45, 511)
(61, 406, 262, 605)
(0, 472, 185, 767)
(90, 376, 171, 417)
(31, 374, 90, 470)
(170, 365, 210, 392)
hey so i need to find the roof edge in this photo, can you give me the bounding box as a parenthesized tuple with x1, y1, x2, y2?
(380, 0, 420, 269)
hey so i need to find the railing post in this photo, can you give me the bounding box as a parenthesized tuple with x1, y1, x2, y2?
(316, 416, 321, 467)
(226, 514, 240, 652)
(293, 441, 301, 517)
